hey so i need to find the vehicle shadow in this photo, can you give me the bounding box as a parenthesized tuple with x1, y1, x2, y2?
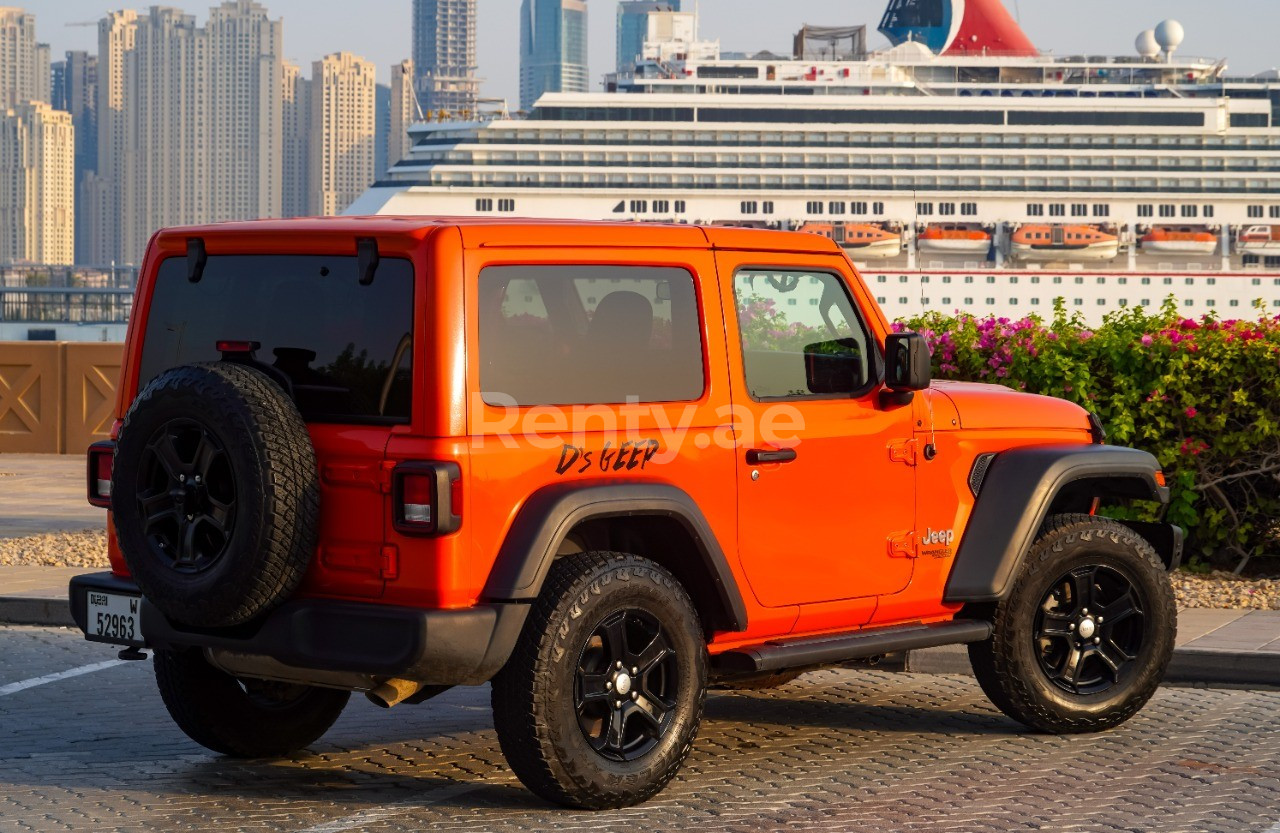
(2, 669, 1027, 821)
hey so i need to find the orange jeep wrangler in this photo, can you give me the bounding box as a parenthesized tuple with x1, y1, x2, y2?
(71, 218, 1179, 809)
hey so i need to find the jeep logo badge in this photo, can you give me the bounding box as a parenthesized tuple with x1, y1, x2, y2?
(923, 528, 955, 546)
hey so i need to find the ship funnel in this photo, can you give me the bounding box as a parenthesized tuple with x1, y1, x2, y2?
(879, 0, 1037, 57)
(1154, 19, 1184, 61)
(1135, 29, 1159, 59)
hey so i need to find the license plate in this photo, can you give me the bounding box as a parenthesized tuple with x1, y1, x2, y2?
(85, 591, 143, 646)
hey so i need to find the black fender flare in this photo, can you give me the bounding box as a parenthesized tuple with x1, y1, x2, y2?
(944, 444, 1172, 604)
(482, 481, 749, 632)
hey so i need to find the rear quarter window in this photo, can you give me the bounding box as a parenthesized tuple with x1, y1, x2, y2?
(479, 265, 705, 406)
(138, 254, 415, 424)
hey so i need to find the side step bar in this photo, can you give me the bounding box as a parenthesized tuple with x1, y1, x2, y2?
(712, 619, 993, 675)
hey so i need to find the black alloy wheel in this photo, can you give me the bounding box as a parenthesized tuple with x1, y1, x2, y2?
(491, 551, 708, 809)
(137, 418, 237, 573)
(1033, 564, 1146, 695)
(574, 609, 679, 762)
(968, 514, 1177, 735)
(112, 363, 319, 628)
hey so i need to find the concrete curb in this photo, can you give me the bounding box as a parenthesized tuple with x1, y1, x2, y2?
(0, 596, 74, 628)
(905, 643, 1280, 688)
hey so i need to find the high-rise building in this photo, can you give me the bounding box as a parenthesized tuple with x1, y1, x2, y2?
(207, 0, 284, 221)
(88, 9, 137, 265)
(308, 52, 375, 216)
(412, 0, 478, 118)
(375, 82, 389, 182)
(50, 58, 64, 109)
(0, 7, 38, 110)
(52, 52, 96, 176)
(0, 101, 74, 264)
(388, 59, 418, 170)
(120, 7, 210, 265)
(33, 40, 47, 103)
(281, 61, 310, 218)
(90, 3, 287, 263)
(52, 50, 98, 262)
(520, 0, 588, 112)
(616, 2, 691, 73)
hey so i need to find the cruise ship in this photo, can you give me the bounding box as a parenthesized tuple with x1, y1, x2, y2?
(350, 0, 1280, 322)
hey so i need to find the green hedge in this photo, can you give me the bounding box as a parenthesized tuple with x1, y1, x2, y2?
(896, 300, 1280, 571)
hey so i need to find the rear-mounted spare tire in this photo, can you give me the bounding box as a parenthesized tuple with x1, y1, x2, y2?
(112, 362, 319, 629)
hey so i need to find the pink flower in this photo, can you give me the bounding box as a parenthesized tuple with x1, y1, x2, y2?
(1140, 334, 1153, 346)
(1185, 407, 1197, 418)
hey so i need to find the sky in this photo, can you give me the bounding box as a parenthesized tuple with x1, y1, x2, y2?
(30, 0, 1280, 98)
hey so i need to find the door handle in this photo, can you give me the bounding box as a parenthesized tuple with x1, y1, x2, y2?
(747, 448, 798, 465)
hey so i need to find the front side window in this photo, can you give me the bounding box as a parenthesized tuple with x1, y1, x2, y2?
(733, 270, 874, 400)
(139, 255, 415, 423)
(478, 265, 704, 406)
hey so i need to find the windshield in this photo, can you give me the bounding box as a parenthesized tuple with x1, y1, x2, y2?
(138, 254, 415, 424)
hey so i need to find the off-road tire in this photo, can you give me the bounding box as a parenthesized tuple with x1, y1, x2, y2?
(154, 648, 349, 758)
(968, 513, 1176, 734)
(491, 551, 708, 809)
(712, 670, 805, 691)
(112, 363, 319, 628)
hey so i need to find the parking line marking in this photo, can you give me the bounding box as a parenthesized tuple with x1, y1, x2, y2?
(295, 781, 502, 833)
(0, 659, 128, 698)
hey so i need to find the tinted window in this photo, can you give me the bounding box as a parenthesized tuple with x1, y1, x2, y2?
(734, 270, 874, 400)
(139, 255, 414, 423)
(479, 265, 704, 406)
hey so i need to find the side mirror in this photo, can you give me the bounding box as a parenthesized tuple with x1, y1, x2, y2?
(885, 332, 932, 393)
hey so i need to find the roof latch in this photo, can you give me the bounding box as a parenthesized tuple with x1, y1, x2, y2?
(357, 237, 380, 286)
(187, 238, 207, 284)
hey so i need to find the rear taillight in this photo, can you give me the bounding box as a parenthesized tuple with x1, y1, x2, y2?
(87, 441, 115, 508)
(392, 462, 462, 536)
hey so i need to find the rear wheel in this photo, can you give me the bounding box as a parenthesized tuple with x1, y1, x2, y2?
(491, 552, 707, 809)
(154, 648, 349, 758)
(969, 514, 1176, 734)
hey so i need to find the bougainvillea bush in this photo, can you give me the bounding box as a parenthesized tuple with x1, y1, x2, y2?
(896, 300, 1280, 571)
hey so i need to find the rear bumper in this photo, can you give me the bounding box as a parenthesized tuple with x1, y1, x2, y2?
(69, 572, 528, 686)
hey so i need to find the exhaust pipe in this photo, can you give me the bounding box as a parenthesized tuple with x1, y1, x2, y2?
(366, 678, 425, 709)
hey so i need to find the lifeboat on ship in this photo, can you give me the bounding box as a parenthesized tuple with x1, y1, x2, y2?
(1141, 226, 1218, 255)
(799, 222, 902, 259)
(1238, 225, 1280, 253)
(1010, 224, 1119, 262)
(918, 223, 993, 255)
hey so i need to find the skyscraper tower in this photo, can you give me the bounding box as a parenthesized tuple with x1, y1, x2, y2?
(520, 0, 588, 112)
(412, 0, 478, 118)
(0, 7, 39, 110)
(616, 1, 684, 74)
(206, 0, 284, 221)
(309, 52, 375, 216)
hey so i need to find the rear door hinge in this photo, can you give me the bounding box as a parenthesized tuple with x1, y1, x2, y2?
(889, 439, 918, 466)
(380, 544, 399, 580)
(888, 532, 918, 559)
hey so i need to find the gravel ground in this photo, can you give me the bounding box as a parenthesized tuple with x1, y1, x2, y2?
(2, 529, 1277, 610)
(1173, 570, 1280, 611)
(0, 529, 108, 568)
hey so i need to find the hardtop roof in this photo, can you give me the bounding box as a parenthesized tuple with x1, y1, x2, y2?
(152, 217, 844, 256)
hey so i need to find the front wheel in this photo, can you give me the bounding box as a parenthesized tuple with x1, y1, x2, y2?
(969, 514, 1176, 734)
(491, 552, 708, 810)
(154, 648, 349, 757)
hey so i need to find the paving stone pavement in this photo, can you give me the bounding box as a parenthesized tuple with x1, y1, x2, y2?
(1, 625, 1278, 833)
(0, 455, 103, 538)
